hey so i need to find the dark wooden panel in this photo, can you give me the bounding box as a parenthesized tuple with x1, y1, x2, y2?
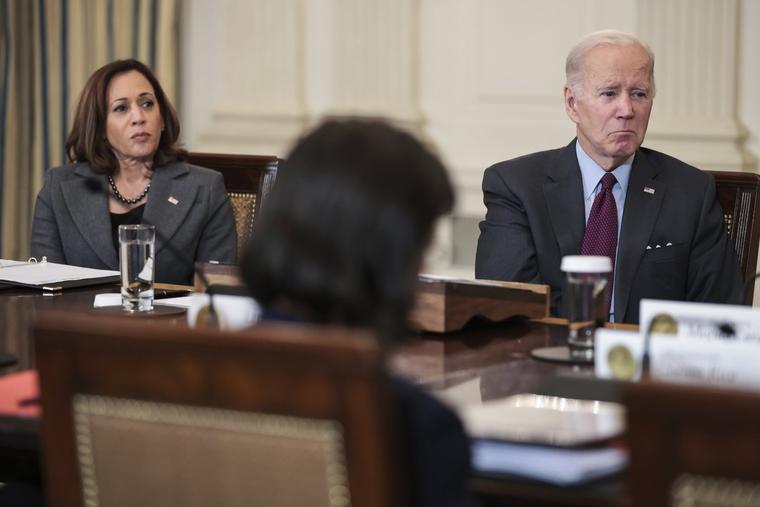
(707, 171, 760, 303)
(626, 381, 760, 507)
(34, 312, 405, 507)
(186, 152, 279, 197)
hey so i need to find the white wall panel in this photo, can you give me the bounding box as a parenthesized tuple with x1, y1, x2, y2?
(640, 0, 751, 171)
(181, 0, 760, 275)
(738, 0, 760, 164)
(182, 0, 305, 155)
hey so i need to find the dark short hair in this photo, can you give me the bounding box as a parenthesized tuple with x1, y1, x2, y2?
(65, 59, 186, 174)
(242, 119, 455, 343)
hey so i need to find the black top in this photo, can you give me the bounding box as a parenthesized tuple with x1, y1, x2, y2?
(110, 204, 145, 252)
(390, 376, 472, 507)
(259, 308, 471, 506)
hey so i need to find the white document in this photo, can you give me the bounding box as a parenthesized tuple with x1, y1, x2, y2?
(0, 259, 119, 288)
(0, 260, 27, 268)
(471, 440, 628, 485)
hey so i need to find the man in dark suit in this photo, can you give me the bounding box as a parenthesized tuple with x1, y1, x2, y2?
(475, 30, 744, 324)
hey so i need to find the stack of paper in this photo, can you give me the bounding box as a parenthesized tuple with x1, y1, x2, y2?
(462, 393, 627, 484)
(0, 259, 119, 289)
(472, 440, 627, 485)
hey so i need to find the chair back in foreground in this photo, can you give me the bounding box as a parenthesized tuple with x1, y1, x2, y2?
(186, 152, 279, 259)
(626, 381, 760, 507)
(35, 311, 404, 507)
(708, 171, 760, 304)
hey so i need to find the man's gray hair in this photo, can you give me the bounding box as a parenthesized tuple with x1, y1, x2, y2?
(565, 29, 656, 97)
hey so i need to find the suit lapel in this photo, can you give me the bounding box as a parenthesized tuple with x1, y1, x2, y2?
(143, 161, 198, 255)
(615, 149, 665, 320)
(61, 165, 116, 267)
(543, 140, 585, 257)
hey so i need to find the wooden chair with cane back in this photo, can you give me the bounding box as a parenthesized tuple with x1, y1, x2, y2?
(186, 152, 279, 260)
(35, 311, 406, 507)
(626, 380, 760, 507)
(708, 171, 760, 304)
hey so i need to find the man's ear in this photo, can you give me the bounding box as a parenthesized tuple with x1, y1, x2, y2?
(564, 85, 580, 124)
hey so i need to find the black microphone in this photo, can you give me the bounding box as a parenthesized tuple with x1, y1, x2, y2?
(192, 262, 219, 327)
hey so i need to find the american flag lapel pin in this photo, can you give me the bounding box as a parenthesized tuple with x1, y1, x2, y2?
(643, 186, 655, 194)
(168, 196, 179, 205)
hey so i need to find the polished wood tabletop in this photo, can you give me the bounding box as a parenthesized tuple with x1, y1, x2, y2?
(0, 284, 191, 483)
(0, 284, 628, 507)
(394, 320, 629, 507)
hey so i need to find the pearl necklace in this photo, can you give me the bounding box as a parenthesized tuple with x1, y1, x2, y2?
(108, 175, 151, 205)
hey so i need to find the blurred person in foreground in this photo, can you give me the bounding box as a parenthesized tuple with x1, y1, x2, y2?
(475, 30, 744, 324)
(31, 59, 235, 284)
(242, 119, 471, 507)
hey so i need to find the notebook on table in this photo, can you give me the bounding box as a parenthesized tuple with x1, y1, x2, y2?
(0, 259, 119, 292)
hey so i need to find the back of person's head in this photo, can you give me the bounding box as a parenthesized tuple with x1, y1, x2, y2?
(242, 119, 454, 343)
(65, 58, 185, 173)
(565, 29, 656, 97)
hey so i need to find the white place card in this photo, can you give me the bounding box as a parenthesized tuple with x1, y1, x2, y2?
(595, 300, 760, 390)
(594, 328, 644, 380)
(640, 299, 760, 342)
(650, 338, 760, 390)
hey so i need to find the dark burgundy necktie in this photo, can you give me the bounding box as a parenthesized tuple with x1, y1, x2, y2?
(580, 172, 618, 312)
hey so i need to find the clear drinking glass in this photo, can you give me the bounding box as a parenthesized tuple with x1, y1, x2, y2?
(561, 255, 612, 360)
(118, 224, 155, 312)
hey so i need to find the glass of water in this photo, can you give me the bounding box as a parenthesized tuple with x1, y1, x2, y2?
(561, 255, 612, 360)
(118, 224, 156, 312)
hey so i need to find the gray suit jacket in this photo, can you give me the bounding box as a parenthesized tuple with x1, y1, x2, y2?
(475, 139, 745, 324)
(31, 161, 236, 285)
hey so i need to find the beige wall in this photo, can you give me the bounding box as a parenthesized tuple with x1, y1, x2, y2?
(739, 0, 760, 163)
(739, 0, 760, 302)
(180, 0, 760, 278)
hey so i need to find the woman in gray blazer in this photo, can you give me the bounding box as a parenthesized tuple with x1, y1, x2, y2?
(31, 59, 235, 285)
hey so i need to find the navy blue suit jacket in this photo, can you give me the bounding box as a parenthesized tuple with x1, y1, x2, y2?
(475, 139, 744, 324)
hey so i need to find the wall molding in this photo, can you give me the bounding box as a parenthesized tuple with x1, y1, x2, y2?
(181, 0, 759, 274)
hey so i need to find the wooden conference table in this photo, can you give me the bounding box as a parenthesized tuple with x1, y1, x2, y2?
(0, 284, 630, 507)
